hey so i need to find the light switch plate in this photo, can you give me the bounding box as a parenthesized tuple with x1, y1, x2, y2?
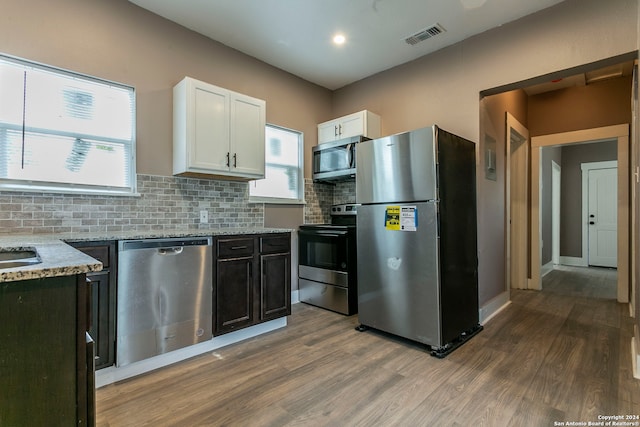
(199, 210, 208, 223)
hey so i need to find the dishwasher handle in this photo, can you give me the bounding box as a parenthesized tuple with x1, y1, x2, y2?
(158, 247, 184, 255)
(119, 237, 212, 251)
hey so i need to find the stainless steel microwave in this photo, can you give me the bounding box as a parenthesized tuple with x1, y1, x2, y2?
(312, 135, 369, 183)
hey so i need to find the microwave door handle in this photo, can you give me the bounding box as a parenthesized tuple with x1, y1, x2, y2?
(346, 143, 354, 168)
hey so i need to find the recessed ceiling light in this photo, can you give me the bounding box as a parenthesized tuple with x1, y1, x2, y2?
(333, 34, 346, 45)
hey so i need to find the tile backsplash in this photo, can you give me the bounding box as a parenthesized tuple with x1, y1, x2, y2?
(0, 175, 358, 234)
(303, 178, 356, 224)
(303, 178, 333, 224)
(333, 180, 356, 205)
(0, 174, 263, 235)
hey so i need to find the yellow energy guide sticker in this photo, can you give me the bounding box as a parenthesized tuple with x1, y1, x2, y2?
(385, 206, 401, 230)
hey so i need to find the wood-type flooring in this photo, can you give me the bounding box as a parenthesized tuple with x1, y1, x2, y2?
(96, 266, 640, 426)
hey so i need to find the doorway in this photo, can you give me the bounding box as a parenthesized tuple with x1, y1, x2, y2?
(531, 125, 629, 302)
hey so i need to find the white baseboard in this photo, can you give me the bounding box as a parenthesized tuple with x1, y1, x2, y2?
(559, 256, 588, 267)
(632, 337, 640, 380)
(291, 289, 300, 304)
(633, 326, 640, 380)
(541, 261, 554, 277)
(96, 317, 287, 388)
(479, 291, 511, 325)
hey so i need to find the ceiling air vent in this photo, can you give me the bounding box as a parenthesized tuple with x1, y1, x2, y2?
(404, 23, 446, 46)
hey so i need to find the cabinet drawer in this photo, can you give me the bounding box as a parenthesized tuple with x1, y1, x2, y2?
(73, 245, 110, 268)
(217, 238, 254, 258)
(260, 235, 290, 254)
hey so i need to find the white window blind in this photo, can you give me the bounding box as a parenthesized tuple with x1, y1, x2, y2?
(0, 54, 136, 195)
(250, 124, 304, 203)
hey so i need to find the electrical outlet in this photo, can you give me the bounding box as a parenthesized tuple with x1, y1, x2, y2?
(199, 210, 208, 224)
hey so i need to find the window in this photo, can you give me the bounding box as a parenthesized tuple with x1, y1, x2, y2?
(0, 54, 136, 195)
(249, 124, 303, 203)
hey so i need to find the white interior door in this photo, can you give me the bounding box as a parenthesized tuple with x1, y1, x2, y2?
(588, 167, 617, 268)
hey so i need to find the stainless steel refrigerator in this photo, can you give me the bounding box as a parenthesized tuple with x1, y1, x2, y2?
(355, 125, 481, 357)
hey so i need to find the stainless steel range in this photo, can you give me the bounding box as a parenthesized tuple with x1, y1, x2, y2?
(298, 203, 358, 315)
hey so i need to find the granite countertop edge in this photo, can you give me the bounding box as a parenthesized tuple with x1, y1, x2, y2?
(0, 227, 293, 283)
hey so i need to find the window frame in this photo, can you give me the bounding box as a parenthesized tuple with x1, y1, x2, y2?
(249, 123, 304, 205)
(0, 53, 137, 196)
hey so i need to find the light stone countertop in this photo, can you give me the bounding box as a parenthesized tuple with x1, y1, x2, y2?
(55, 227, 292, 243)
(0, 227, 293, 283)
(0, 237, 103, 283)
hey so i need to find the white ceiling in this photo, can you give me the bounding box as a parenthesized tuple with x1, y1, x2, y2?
(129, 0, 567, 90)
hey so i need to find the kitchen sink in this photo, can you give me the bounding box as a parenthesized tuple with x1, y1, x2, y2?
(0, 248, 42, 269)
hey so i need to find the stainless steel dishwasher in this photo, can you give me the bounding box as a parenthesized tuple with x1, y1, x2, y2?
(117, 237, 213, 367)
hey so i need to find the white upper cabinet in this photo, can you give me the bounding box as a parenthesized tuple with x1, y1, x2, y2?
(317, 110, 381, 144)
(173, 77, 265, 180)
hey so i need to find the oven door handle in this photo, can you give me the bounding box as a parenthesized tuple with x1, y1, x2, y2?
(299, 229, 349, 237)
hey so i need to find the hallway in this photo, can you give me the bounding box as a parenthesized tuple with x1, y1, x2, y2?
(542, 265, 617, 300)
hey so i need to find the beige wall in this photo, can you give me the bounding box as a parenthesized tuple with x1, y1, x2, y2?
(331, 0, 638, 307)
(529, 77, 633, 137)
(0, 0, 332, 178)
(479, 90, 528, 305)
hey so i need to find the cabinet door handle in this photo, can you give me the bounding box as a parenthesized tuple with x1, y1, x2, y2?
(226, 152, 230, 167)
(263, 261, 267, 278)
(231, 245, 248, 250)
(233, 153, 237, 168)
(334, 125, 338, 137)
(86, 277, 93, 333)
(338, 124, 342, 136)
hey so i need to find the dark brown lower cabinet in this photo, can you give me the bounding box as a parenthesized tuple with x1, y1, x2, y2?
(213, 239, 257, 335)
(0, 274, 95, 426)
(68, 241, 117, 370)
(214, 233, 291, 336)
(260, 235, 291, 321)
